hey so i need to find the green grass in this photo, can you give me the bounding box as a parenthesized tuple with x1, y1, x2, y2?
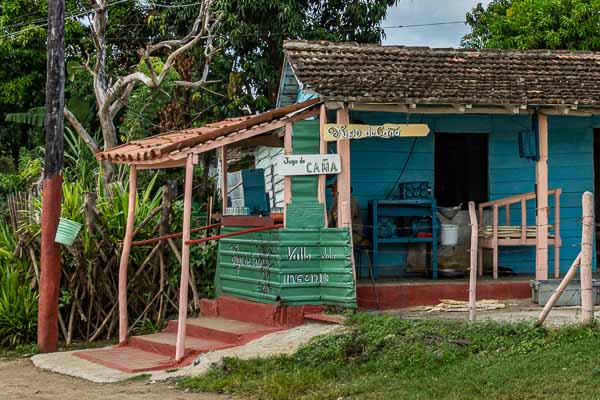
(177, 314, 600, 400)
(0, 343, 38, 360)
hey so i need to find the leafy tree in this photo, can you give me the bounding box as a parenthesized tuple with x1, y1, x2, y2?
(463, 0, 600, 50)
(214, 0, 397, 109)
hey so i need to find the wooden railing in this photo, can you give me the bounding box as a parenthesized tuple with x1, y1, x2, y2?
(477, 188, 562, 279)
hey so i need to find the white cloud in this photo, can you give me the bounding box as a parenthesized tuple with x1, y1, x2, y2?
(383, 0, 492, 47)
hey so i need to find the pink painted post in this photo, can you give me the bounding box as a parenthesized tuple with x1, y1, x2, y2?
(175, 154, 195, 361)
(119, 165, 137, 344)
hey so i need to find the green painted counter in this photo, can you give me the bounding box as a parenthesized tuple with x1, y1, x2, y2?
(215, 226, 356, 308)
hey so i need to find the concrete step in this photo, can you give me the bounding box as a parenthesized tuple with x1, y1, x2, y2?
(73, 346, 174, 373)
(129, 332, 234, 358)
(165, 316, 281, 344)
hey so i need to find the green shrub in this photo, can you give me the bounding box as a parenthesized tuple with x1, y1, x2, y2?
(0, 267, 38, 347)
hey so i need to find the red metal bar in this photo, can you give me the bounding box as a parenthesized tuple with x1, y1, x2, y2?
(131, 223, 221, 247)
(185, 224, 283, 245)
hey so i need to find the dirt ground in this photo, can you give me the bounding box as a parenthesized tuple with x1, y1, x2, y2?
(387, 299, 600, 326)
(0, 358, 231, 400)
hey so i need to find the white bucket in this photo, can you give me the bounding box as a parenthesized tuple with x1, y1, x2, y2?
(440, 224, 459, 246)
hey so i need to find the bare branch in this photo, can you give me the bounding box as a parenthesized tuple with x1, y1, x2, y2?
(101, 1, 219, 115)
(64, 107, 101, 154)
(109, 82, 135, 116)
(173, 80, 225, 98)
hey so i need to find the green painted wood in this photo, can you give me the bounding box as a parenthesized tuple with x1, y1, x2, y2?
(216, 226, 356, 308)
(286, 119, 326, 228)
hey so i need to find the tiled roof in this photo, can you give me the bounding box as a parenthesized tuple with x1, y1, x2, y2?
(97, 98, 321, 164)
(283, 40, 600, 106)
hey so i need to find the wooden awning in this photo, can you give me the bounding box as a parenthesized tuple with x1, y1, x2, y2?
(96, 98, 321, 168)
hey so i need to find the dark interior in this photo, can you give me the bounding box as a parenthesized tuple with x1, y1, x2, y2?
(434, 132, 489, 208)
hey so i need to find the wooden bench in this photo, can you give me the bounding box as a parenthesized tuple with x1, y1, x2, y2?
(478, 189, 562, 279)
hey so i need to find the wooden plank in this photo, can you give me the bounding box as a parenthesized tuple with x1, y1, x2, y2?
(536, 113, 549, 280)
(319, 104, 328, 227)
(175, 154, 195, 361)
(118, 165, 137, 344)
(136, 159, 186, 169)
(219, 146, 227, 210)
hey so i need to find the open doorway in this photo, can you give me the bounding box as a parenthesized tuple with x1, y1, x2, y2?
(434, 133, 488, 208)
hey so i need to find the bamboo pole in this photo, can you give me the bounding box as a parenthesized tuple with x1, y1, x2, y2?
(468, 202, 478, 322)
(536, 113, 549, 280)
(537, 253, 581, 326)
(175, 154, 195, 361)
(580, 191, 594, 325)
(118, 165, 137, 344)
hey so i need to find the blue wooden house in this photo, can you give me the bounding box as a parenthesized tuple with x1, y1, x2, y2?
(97, 42, 600, 364)
(255, 40, 600, 286)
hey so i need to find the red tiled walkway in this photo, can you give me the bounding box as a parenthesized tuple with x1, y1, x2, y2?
(73, 316, 281, 373)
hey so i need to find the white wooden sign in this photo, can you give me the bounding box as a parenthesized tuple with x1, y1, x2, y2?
(275, 154, 341, 176)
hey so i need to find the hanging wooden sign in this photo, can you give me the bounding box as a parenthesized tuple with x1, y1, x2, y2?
(275, 154, 341, 176)
(323, 123, 430, 141)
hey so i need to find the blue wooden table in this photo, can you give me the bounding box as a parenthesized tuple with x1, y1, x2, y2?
(368, 199, 439, 279)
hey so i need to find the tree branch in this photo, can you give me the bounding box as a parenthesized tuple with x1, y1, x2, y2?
(109, 82, 135, 116)
(64, 107, 101, 154)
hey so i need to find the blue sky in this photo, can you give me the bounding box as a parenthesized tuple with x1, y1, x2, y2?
(383, 0, 492, 47)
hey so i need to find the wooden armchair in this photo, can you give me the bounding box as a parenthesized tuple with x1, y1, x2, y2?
(478, 189, 562, 279)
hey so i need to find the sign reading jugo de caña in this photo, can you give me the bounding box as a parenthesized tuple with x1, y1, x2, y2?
(324, 123, 429, 141)
(275, 154, 341, 176)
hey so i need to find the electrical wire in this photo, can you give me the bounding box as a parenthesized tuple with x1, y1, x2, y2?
(0, 13, 466, 40)
(0, 0, 130, 39)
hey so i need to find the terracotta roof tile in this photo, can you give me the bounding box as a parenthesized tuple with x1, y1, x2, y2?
(283, 40, 600, 106)
(97, 98, 321, 164)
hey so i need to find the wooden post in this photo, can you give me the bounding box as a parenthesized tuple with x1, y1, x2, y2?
(521, 198, 527, 245)
(468, 202, 478, 322)
(336, 107, 351, 228)
(536, 113, 549, 280)
(176, 154, 195, 361)
(492, 205, 499, 280)
(580, 191, 594, 325)
(283, 123, 293, 227)
(118, 165, 137, 344)
(219, 146, 228, 211)
(38, 0, 65, 353)
(537, 253, 581, 326)
(554, 189, 561, 278)
(336, 106, 355, 278)
(318, 104, 328, 227)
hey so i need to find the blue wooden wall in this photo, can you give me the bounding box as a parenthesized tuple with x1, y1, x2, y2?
(348, 111, 599, 274)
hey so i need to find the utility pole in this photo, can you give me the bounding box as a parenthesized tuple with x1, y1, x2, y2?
(38, 0, 65, 353)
